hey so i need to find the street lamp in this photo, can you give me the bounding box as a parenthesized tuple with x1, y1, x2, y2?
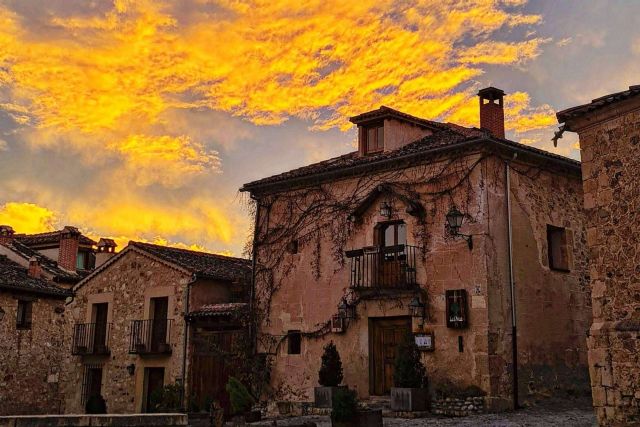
(337, 298, 355, 320)
(379, 201, 392, 218)
(126, 364, 136, 376)
(446, 206, 473, 250)
(408, 297, 425, 319)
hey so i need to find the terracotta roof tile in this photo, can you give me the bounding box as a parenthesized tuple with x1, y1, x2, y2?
(188, 302, 248, 318)
(1, 240, 82, 282)
(17, 227, 96, 247)
(557, 85, 640, 122)
(0, 255, 71, 297)
(130, 242, 251, 282)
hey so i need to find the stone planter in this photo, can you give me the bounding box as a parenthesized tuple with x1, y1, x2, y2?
(331, 410, 383, 427)
(314, 385, 347, 408)
(390, 387, 429, 412)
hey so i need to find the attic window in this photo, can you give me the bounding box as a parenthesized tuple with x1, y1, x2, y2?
(364, 124, 384, 154)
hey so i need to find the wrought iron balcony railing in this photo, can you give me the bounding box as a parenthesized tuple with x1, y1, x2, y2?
(72, 322, 112, 355)
(129, 319, 173, 355)
(345, 244, 418, 289)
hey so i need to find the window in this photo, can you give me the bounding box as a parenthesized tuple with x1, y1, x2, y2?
(287, 330, 301, 355)
(286, 239, 299, 254)
(76, 251, 86, 270)
(547, 225, 570, 271)
(16, 300, 32, 330)
(365, 124, 384, 154)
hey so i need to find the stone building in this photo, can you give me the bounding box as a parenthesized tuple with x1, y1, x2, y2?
(242, 87, 591, 411)
(0, 254, 71, 415)
(557, 85, 640, 426)
(61, 241, 251, 414)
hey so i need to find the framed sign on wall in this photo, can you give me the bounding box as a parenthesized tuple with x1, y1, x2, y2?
(446, 289, 468, 329)
(414, 332, 435, 351)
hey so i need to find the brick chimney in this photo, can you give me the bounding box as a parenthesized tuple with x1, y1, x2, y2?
(0, 225, 14, 245)
(58, 226, 81, 272)
(95, 238, 117, 268)
(28, 256, 42, 278)
(478, 87, 505, 139)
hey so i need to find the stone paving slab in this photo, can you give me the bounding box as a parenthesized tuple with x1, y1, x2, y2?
(248, 399, 596, 427)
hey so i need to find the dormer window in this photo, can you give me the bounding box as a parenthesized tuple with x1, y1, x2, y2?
(365, 124, 384, 154)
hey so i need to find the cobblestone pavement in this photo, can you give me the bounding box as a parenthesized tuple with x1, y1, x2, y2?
(250, 398, 596, 427)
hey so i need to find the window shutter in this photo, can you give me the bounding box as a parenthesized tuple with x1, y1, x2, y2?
(16, 301, 24, 326)
(24, 301, 33, 327)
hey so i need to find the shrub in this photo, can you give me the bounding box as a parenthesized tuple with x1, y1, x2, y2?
(330, 388, 358, 423)
(148, 382, 182, 413)
(85, 394, 107, 414)
(393, 334, 427, 388)
(225, 376, 255, 415)
(318, 341, 343, 387)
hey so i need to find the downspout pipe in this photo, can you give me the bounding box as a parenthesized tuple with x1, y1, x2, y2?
(181, 273, 197, 412)
(506, 156, 519, 409)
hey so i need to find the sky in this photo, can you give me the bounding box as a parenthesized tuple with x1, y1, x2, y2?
(0, 0, 638, 256)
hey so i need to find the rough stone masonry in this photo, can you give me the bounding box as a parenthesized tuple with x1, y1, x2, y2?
(558, 85, 640, 426)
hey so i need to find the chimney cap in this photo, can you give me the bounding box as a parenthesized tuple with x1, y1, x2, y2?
(29, 256, 38, 264)
(478, 87, 505, 98)
(61, 225, 81, 236)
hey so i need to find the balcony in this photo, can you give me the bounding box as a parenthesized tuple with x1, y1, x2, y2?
(129, 319, 173, 355)
(346, 244, 418, 289)
(72, 322, 112, 355)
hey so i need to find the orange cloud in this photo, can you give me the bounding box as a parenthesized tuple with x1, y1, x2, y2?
(0, 202, 58, 234)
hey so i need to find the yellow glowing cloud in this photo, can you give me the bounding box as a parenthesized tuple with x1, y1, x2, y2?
(111, 135, 220, 187)
(0, 202, 58, 234)
(0, 0, 549, 137)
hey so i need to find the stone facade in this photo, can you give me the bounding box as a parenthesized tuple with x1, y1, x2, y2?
(0, 292, 67, 415)
(558, 88, 640, 426)
(61, 249, 190, 414)
(243, 102, 591, 410)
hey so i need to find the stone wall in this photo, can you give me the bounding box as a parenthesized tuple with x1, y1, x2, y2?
(431, 396, 485, 416)
(565, 99, 640, 426)
(61, 250, 189, 414)
(0, 292, 66, 415)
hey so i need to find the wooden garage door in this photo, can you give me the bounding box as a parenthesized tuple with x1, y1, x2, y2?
(369, 317, 411, 395)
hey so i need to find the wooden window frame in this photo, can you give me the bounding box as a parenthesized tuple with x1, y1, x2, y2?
(364, 123, 384, 154)
(16, 299, 32, 330)
(547, 225, 570, 272)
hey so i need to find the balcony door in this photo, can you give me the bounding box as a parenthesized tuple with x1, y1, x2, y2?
(92, 303, 108, 353)
(150, 297, 168, 352)
(376, 221, 407, 287)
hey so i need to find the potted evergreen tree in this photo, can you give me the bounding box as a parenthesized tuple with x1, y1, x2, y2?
(226, 377, 260, 424)
(390, 335, 429, 412)
(314, 341, 347, 408)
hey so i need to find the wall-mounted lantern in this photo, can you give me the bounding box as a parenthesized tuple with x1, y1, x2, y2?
(337, 298, 355, 320)
(126, 364, 136, 376)
(0, 307, 5, 322)
(446, 206, 473, 250)
(408, 297, 425, 319)
(379, 201, 392, 218)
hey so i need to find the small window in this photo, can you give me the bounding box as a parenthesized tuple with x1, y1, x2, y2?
(77, 251, 86, 270)
(547, 225, 570, 271)
(16, 300, 32, 330)
(364, 124, 384, 154)
(287, 330, 301, 355)
(286, 240, 299, 254)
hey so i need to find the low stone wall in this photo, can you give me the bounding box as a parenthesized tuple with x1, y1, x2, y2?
(431, 396, 485, 417)
(0, 413, 187, 427)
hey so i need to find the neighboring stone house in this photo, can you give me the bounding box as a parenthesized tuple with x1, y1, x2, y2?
(242, 87, 591, 411)
(61, 241, 251, 414)
(0, 225, 113, 289)
(557, 85, 640, 426)
(0, 254, 71, 415)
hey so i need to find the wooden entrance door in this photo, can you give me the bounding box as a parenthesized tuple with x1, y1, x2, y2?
(369, 317, 411, 395)
(144, 367, 165, 413)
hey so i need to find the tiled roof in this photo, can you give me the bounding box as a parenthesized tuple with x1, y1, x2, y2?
(557, 85, 640, 122)
(241, 124, 580, 193)
(349, 105, 456, 132)
(0, 255, 71, 297)
(130, 242, 252, 282)
(17, 227, 96, 247)
(187, 302, 248, 318)
(1, 239, 82, 283)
